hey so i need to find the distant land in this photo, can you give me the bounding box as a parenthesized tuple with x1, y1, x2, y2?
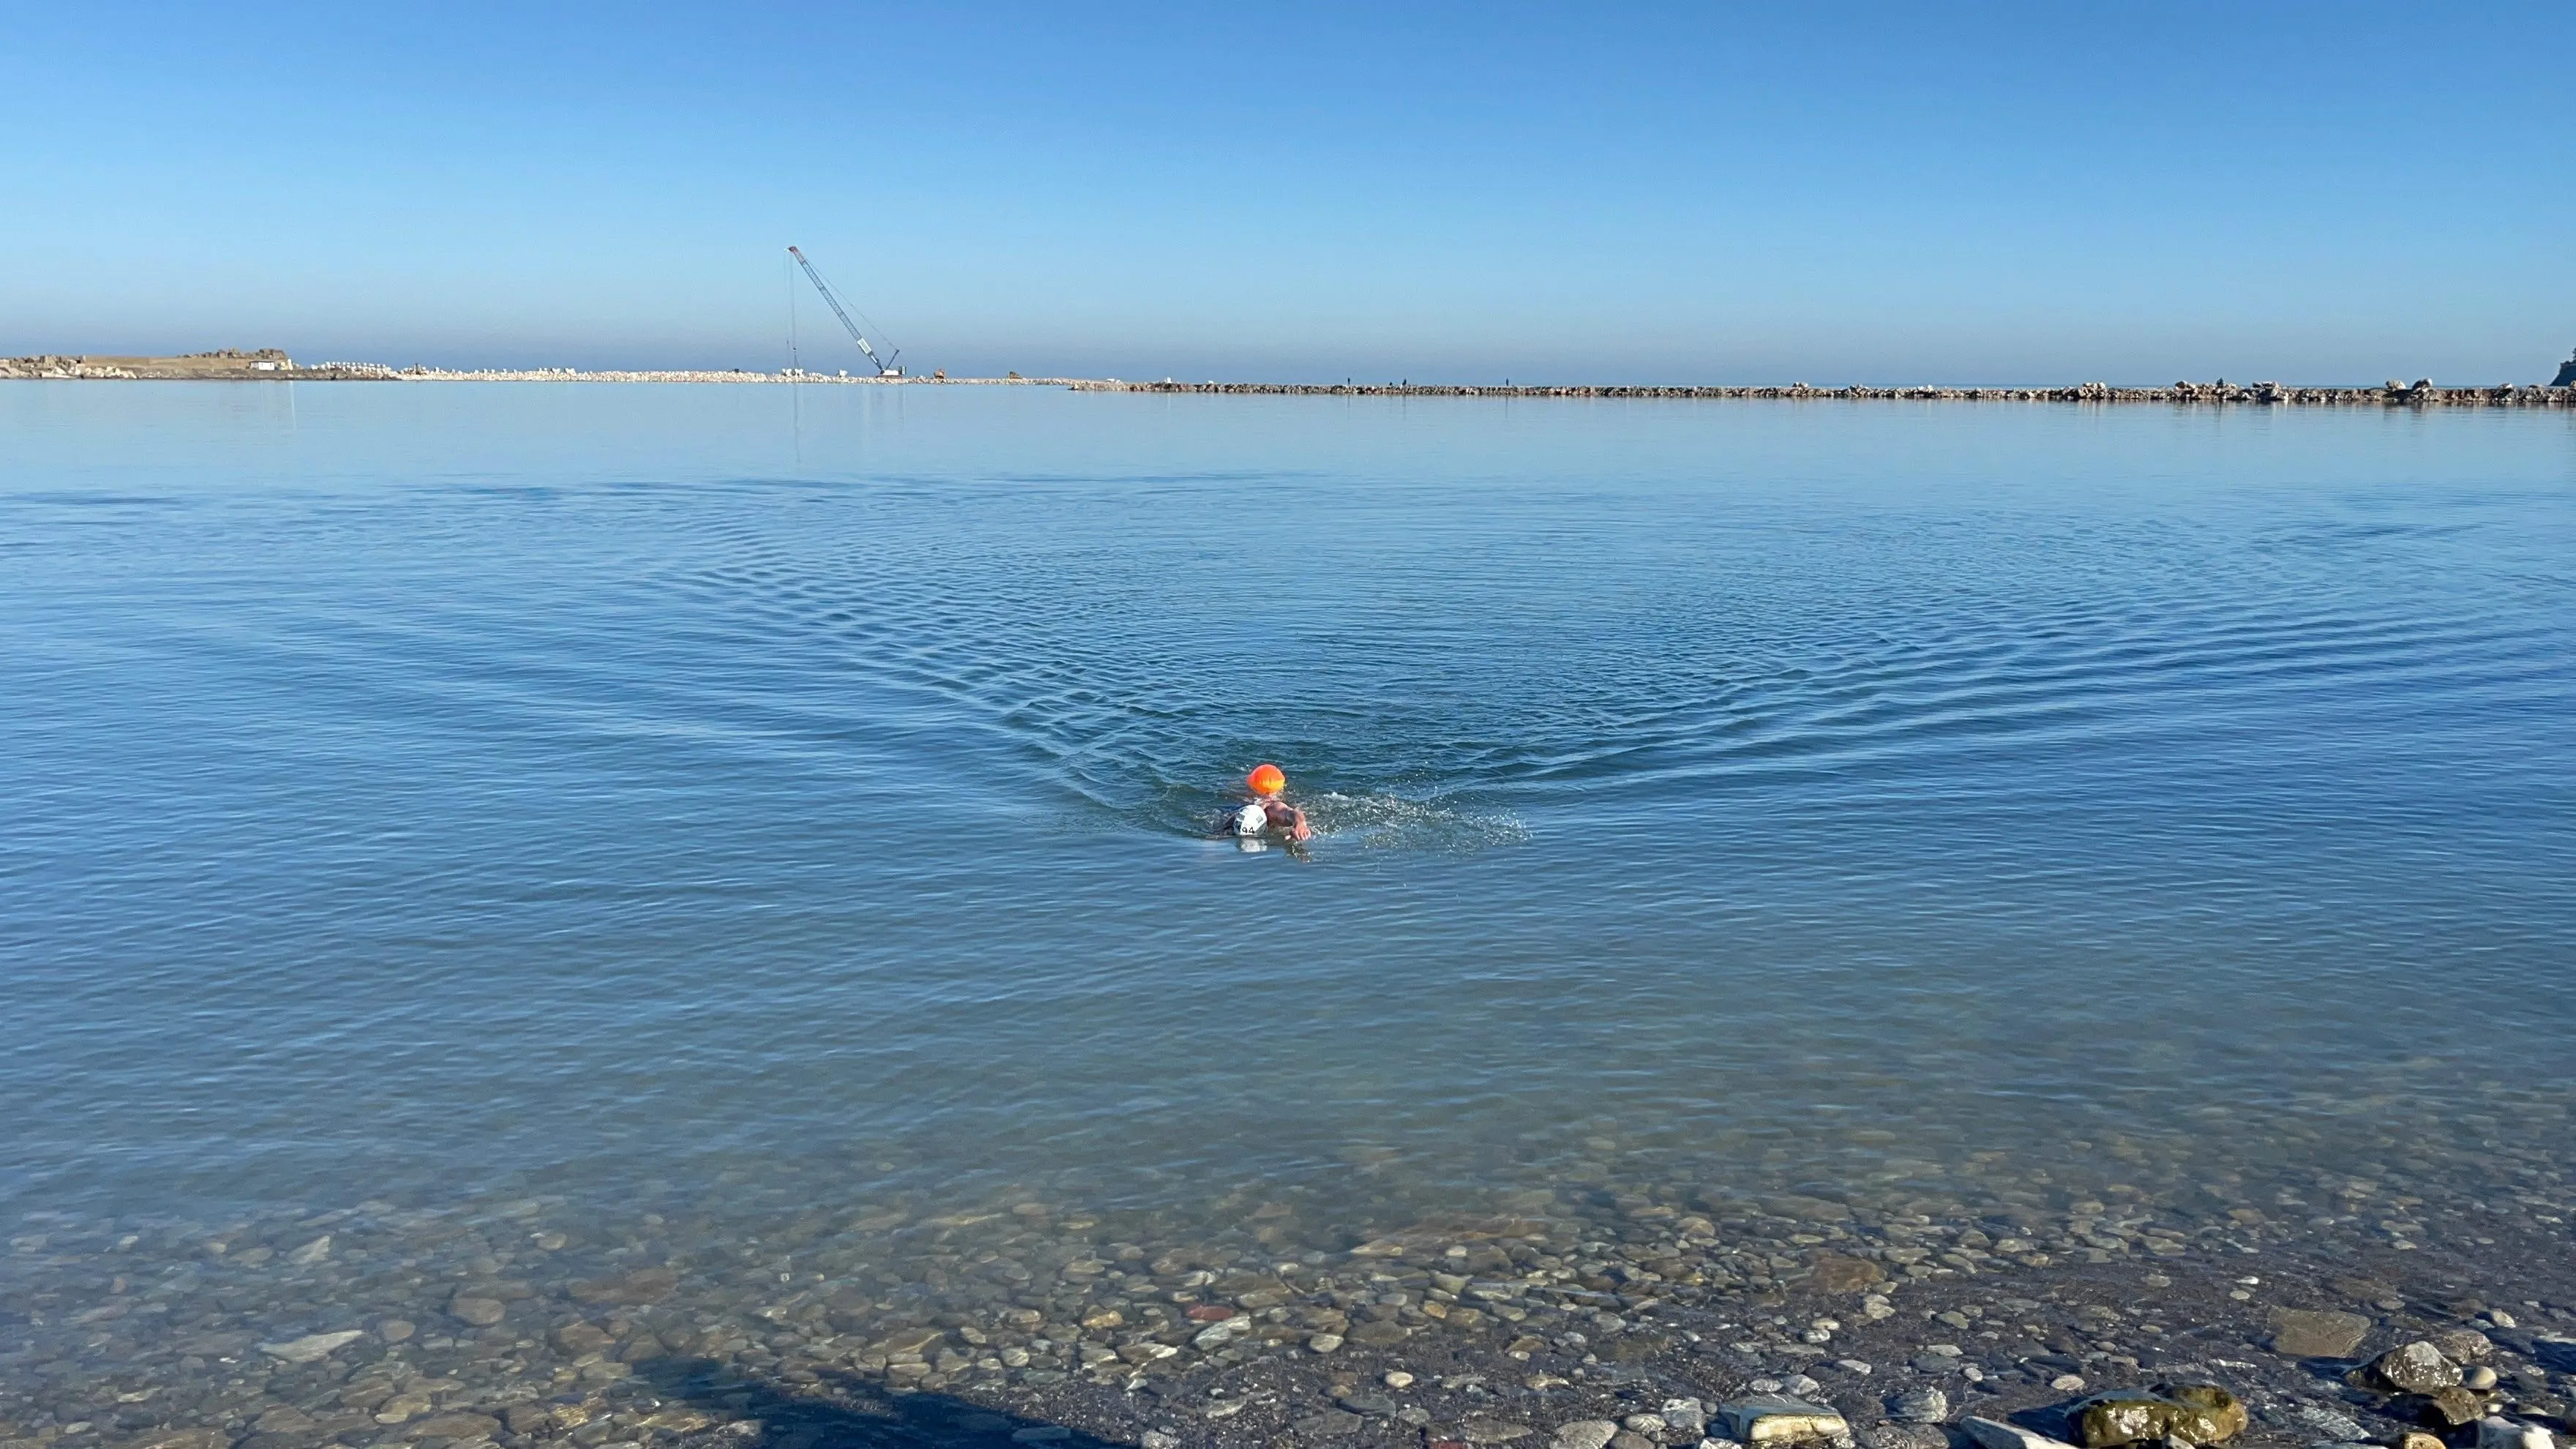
(0, 349, 408, 381)
(8, 350, 2576, 407)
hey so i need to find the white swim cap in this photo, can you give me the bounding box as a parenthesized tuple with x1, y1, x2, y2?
(1235, 801, 1268, 836)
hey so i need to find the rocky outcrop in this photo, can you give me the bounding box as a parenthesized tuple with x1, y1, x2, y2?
(0, 352, 396, 381)
(0, 355, 138, 379)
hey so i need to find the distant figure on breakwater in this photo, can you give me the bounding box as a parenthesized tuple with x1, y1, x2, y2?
(2553, 350, 2576, 388)
(1222, 763, 1312, 850)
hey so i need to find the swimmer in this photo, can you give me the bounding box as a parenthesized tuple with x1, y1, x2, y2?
(1227, 763, 1313, 843)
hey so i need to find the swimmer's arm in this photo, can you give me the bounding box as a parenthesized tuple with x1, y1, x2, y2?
(1267, 802, 1313, 842)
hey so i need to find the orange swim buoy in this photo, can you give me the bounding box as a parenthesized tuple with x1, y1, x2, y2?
(1246, 763, 1286, 796)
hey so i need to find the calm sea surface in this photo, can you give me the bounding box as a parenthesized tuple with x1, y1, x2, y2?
(4, 382, 2573, 1253)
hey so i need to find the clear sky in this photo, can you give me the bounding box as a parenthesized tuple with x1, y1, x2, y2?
(6, 3, 2571, 383)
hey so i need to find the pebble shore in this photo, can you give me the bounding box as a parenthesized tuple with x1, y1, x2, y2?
(10, 1156, 2576, 1449)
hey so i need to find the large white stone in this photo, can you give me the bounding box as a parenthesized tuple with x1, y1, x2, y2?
(1717, 1399, 1850, 1448)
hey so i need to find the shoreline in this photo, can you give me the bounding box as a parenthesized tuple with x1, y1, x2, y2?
(5, 357, 2572, 407)
(7, 1173, 2572, 1449)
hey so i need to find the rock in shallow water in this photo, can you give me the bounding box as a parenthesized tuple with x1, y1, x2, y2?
(2399, 1389, 2489, 1429)
(1718, 1398, 1852, 1447)
(2271, 1309, 2372, 1360)
(1554, 1422, 1618, 1449)
(2475, 1418, 2553, 1449)
(2435, 1330, 2494, 1363)
(1889, 1388, 1949, 1425)
(2364, 1342, 2463, 1395)
(567, 1267, 675, 1305)
(1962, 1418, 2080, 1449)
(1191, 1318, 1251, 1349)
(2289, 1407, 2367, 1442)
(2072, 1385, 2247, 1448)
(1811, 1254, 1887, 1293)
(448, 1295, 505, 1326)
(256, 1330, 365, 1365)
(406, 1412, 501, 1440)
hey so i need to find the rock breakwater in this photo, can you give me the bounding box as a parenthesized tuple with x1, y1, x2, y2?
(11, 360, 2572, 405)
(1066, 380, 2576, 408)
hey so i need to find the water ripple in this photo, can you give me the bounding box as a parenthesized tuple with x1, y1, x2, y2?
(0, 385, 2570, 1229)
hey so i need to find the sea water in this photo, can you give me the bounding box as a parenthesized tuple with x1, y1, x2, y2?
(3, 382, 2573, 1288)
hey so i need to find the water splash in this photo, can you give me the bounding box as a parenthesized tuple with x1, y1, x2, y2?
(1298, 788, 1530, 853)
(1140, 783, 1529, 854)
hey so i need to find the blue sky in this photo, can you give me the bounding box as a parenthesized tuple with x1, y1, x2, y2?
(5, 4, 2570, 383)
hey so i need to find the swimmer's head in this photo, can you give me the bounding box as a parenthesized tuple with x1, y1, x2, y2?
(1246, 763, 1286, 797)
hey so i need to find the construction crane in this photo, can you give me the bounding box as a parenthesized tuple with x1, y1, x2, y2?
(787, 246, 902, 376)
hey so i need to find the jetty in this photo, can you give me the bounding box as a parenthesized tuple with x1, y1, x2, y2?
(1067, 378, 2575, 408)
(7, 353, 2573, 407)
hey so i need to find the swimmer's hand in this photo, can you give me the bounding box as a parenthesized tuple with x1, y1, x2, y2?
(1255, 797, 1314, 842)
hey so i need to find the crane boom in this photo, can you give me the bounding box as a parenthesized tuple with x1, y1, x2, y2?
(787, 246, 902, 375)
